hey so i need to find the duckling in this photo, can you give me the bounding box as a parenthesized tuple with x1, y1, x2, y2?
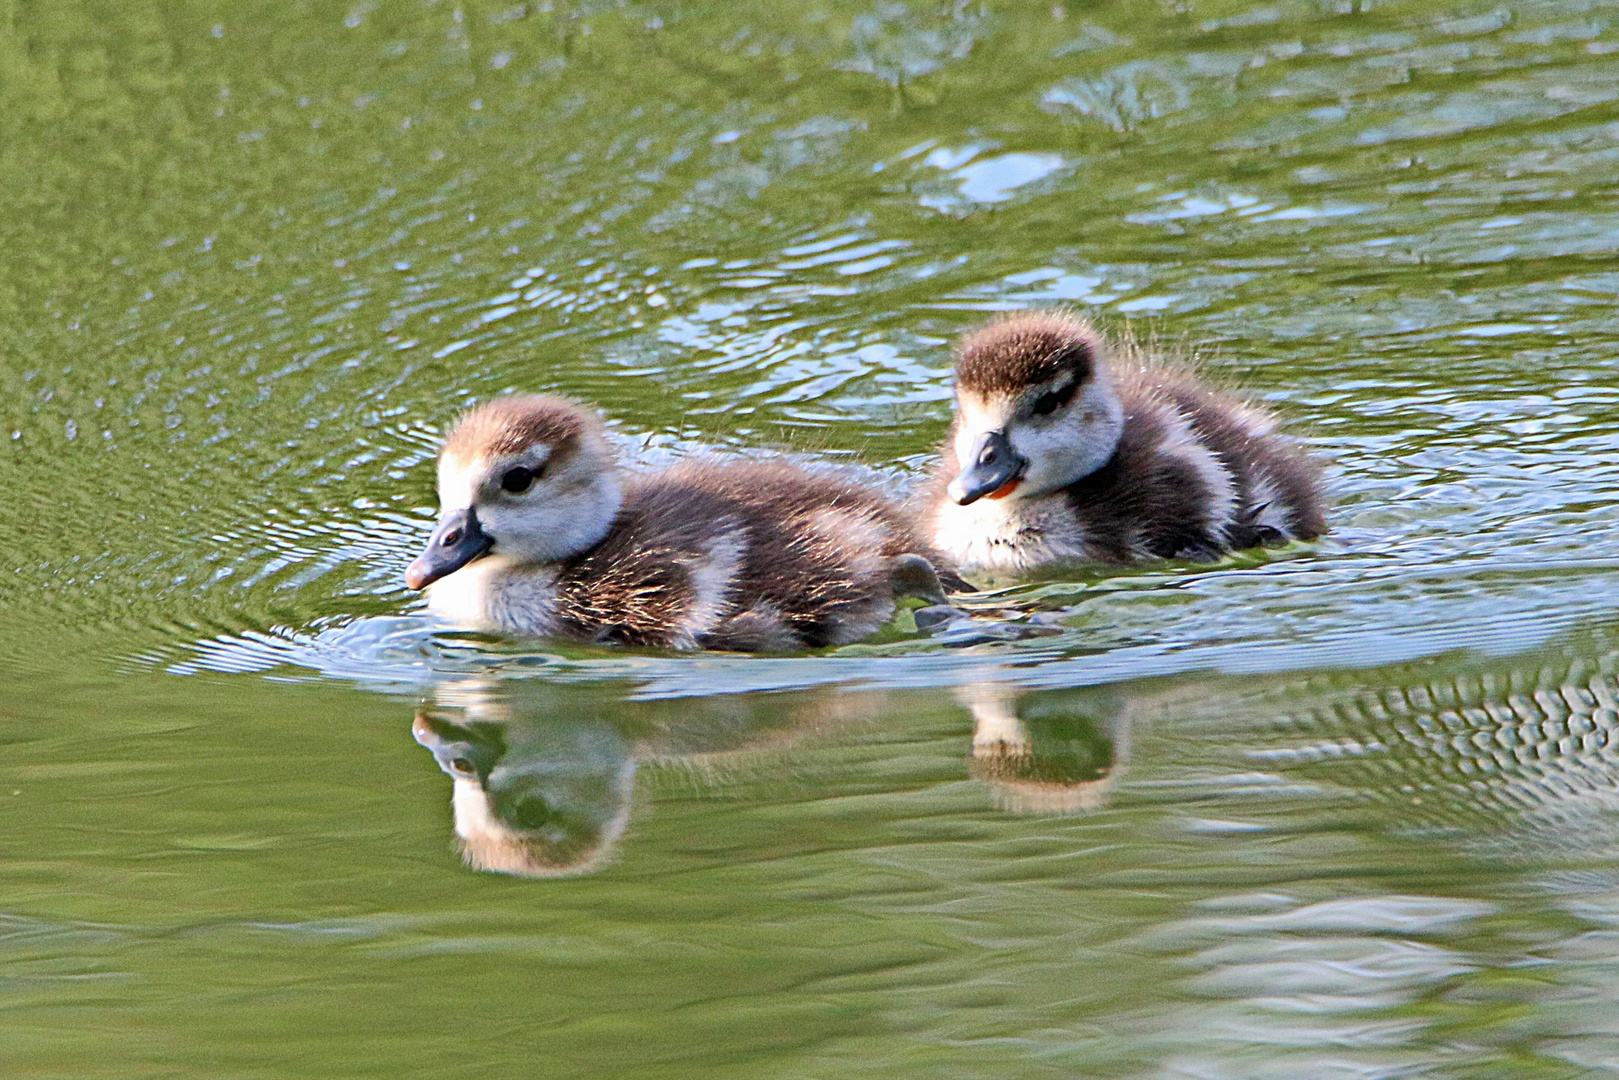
(405, 395, 961, 649)
(920, 311, 1326, 575)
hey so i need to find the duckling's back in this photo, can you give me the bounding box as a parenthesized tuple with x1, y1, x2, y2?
(1111, 363, 1327, 551)
(553, 459, 951, 651)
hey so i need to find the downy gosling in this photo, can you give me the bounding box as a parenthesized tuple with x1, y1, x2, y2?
(921, 310, 1326, 575)
(406, 395, 961, 650)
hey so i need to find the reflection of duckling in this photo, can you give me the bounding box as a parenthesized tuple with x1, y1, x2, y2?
(413, 705, 636, 878)
(412, 680, 904, 877)
(921, 311, 1326, 575)
(406, 395, 961, 648)
(960, 683, 1129, 813)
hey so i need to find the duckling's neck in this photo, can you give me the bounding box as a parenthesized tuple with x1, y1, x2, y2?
(533, 472, 623, 563)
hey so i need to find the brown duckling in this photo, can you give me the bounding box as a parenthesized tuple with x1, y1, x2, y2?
(406, 395, 960, 650)
(919, 310, 1326, 576)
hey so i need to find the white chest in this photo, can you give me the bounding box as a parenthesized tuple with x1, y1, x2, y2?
(426, 558, 561, 637)
(930, 495, 1091, 575)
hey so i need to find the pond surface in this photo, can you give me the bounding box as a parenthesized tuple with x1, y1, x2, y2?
(5, 0, 1619, 1075)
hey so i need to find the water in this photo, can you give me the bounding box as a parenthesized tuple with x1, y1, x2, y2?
(4, 0, 1619, 1074)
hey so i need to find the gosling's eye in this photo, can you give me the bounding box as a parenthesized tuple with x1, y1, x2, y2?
(450, 757, 475, 775)
(1031, 385, 1074, 416)
(501, 466, 536, 493)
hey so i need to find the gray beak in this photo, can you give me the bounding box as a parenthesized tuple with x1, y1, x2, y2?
(947, 430, 1028, 505)
(407, 506, 494, 589)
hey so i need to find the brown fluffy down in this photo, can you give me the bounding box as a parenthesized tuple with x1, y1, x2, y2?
(1065, 365, 1327, 559)
(954, 311, 1103, 397)
(442, 394, 600, 461)
(553, 460, 959, 650)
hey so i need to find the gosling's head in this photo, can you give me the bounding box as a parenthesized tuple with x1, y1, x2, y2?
(946, 311, 1124, 505)
(406, 395, 621, 590)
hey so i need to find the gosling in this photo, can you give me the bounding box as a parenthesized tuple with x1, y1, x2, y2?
(406, 395, 960, 650)
(920, 310, 1326, 575)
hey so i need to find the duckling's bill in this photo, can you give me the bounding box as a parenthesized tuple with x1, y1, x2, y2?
(946, 430, 1028, 505)
(407, 505, 494, 589)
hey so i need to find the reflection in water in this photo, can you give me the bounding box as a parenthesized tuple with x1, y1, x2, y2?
(413, 678, 1134, 876)
(959, 684, 1128, 814)
(411, 680, 909, 877)
(414, 685, 637, 878)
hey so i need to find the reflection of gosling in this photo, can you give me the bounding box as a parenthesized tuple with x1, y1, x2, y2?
(406, 395, 961, 649)
(412, 681, 913, 879)
(960, 684, 1129, 814)
(922, 310, 1327, 575)
(413, 709, 635, 878)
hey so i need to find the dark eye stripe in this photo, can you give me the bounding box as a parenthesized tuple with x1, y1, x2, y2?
(1030, 379, 1078, 416)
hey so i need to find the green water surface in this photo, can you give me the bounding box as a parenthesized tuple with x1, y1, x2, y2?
(5, 0, 1619, 1075)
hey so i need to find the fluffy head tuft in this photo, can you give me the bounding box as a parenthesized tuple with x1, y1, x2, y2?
(955, 310, 1105, 397)
(442, 394, 602, 461)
